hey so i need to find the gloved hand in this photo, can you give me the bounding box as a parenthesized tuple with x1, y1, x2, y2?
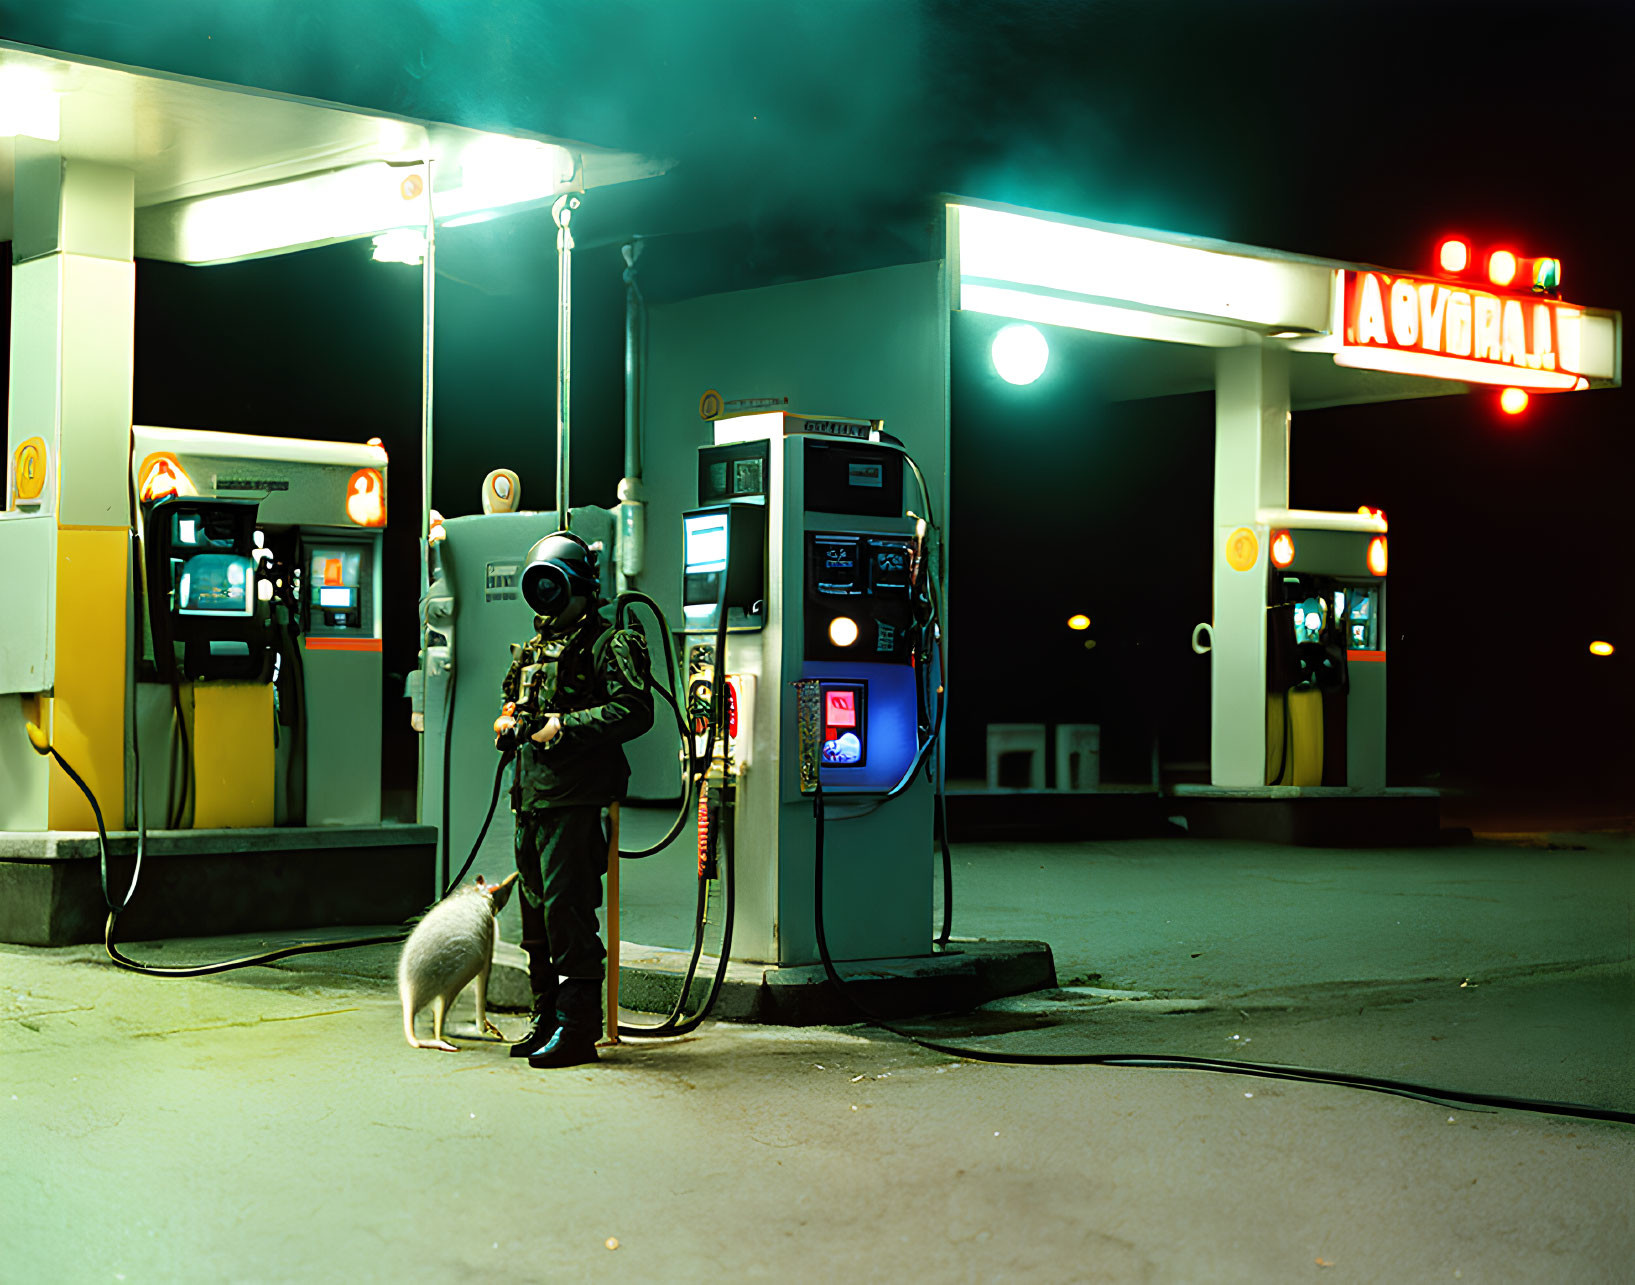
(494, 703, 523, 753)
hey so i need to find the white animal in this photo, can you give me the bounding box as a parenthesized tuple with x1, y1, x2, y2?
(398, 872, 519, 1051)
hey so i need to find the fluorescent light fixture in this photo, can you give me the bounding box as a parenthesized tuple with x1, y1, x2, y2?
(954, 202, 1333, 335)
(0, 65, 60, 141)
(150, 136, 571, 264)
(371, 229, 426, 265)
(991, 323, 1049, 384)
(167, 161, 430, 264)
(1332, 345, 1580, 391)
(961, 283, 1248, 348)
(438, 135, 573, 222)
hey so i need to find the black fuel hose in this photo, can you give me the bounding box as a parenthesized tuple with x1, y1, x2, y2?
(809, 776, 1635, 1127)
(616, 575, 738, 1036)
(44, 735, 511, 977)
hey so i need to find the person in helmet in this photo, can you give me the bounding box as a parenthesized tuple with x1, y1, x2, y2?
(494, 531, 653, 1068)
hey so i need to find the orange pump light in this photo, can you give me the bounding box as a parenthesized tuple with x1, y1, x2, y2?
(138, 453, 197, 502)
(1270, 530, 1295, 568)
(1589, 640, 1614, 657)
(1499, 387, 1529, 415)
(1437, 238, 1470, 274)
(1487, 249, 1518, 287)
(346, 468, 386, 527)
(1067, 614, 1091, 631)
(828, 616, 859, 647)
(1367, 536, 1388, 577)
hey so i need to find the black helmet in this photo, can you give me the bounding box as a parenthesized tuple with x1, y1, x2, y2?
(520, 530, 601, 632)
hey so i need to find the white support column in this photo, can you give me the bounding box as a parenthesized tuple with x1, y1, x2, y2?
(1210, 344, 1289, 787)
(0, 141, 136, 830)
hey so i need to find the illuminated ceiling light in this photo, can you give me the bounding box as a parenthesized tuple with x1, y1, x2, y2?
(435, 135, 575, 226)
(828, 616, 859, 647)
(0, 65, 60, 141)
(1437, 238, 1470, 274)
(1588, 640, 1614, 657)
(346, 469, 387, 526)
(1270, 530, 1296, 568)
(952, 202, 1332, 334)
(1499, 387, 1529, 415)
(161, 161, 430, 265)
(1487, 249, 1518, 288)
(371, 229, 426, 265)
(991, 323, 1049, 385)
(962, 283, 1245, 348)
(1067, 614, 1091, 631)
(442, 210, 502, 229)
(1367, 536, 1388, 577)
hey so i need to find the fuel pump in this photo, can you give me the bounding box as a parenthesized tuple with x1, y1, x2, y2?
(682, 412, 945, 972)
(131, 425, 391, 830)
(1262, 512, 1389, 788)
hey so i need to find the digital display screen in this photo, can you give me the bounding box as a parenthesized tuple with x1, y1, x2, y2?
(684, 515, 729, 570)
(814, 536, 861, 595)
(820, 683, 866, 765)
(847, 462, 884, 489)
(869, 540, 911, 593)
(318, 586, 355, 609)
(178, 554, 254, 617)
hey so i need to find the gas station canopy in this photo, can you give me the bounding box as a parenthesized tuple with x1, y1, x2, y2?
(948, 199, 1622, 409)
(0, 42, 668, 264)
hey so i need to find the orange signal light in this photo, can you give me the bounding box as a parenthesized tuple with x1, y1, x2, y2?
(1367, 536, 1388, 577)
(1499, 387, 1529, 416)
(1437, 238, 1470, 274)
(1270, 530, 1296, 568)
(1487, 249, 1518, 288)
(1589, 641, 1614, 657)
(346, 468, 386, 527)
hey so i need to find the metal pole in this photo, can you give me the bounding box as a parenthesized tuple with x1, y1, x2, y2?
(420, 160, 437, 587)
(603, 801, 621, 1046)
(552, 191, 580, 529)
(417, 161, 437, 843)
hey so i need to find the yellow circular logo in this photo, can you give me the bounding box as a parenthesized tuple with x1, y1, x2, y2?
(13, 437, 47, 501)
(699, 389, 723, 421)
(400, 174, 424, 201)
(1225, 527, 1258, 572)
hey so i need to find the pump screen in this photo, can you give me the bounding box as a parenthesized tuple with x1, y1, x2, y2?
(813, 536, 862, 595)
(684, 515, 729, 570)
(177, 553, 255, 616)
(318, 586, 356, 609)
(820, 683, 866, 766)
(1292, 597, 1326, 644)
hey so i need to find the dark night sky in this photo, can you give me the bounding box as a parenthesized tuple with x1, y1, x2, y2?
(4, 1, 1631, 803)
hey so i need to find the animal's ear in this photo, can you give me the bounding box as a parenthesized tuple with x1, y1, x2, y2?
(476, 875, 487, 888)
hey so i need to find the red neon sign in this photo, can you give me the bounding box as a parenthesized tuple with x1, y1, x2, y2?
(1339, 270, 1587, 390)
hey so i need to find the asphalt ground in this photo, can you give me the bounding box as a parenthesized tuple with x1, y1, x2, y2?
(3, 805, 1631, 1281)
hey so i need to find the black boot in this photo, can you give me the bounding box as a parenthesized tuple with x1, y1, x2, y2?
(510, 977, 559, 1059)
(528, 978, 601, 1069)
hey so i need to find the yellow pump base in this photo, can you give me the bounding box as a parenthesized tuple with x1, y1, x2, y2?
(1266, 689, 1325, 787)
(188, 682, 276, 829)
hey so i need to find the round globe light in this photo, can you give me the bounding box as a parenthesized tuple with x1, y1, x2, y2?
(991, 323, 1049, 385)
